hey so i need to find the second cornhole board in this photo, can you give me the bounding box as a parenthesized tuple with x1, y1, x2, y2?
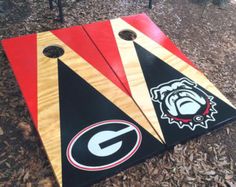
(84, 14, 236, 146)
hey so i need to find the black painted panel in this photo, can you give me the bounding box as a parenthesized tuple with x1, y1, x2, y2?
(57, 60, 165, 187)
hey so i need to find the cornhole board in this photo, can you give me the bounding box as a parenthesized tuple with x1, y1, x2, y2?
(2, 13, 236, 187)
(84, 14, 236, 146)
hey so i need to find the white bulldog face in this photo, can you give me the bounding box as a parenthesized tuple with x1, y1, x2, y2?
(150, 78, 217, 131)
(151, 78, 207, 117)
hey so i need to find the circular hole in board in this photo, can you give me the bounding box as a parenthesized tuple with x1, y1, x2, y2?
(43, 45, 64, 58)
(118, 30, 137, 41)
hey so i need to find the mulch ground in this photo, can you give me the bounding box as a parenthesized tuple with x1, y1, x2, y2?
(0, 0, 236, 186)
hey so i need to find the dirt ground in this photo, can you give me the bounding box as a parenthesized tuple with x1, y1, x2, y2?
(0, 0, 236, 186)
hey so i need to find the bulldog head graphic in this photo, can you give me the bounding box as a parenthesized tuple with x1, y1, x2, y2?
(150, 78, 217, 130)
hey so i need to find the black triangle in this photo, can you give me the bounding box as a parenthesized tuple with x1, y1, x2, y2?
(134, 42, 236, 147)
(57, 59, 165, 187)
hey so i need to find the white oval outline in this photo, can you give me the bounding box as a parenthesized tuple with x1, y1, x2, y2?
(66, 120, 142, 171)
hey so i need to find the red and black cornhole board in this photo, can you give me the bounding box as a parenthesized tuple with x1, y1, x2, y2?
(2, 13, 236, 187)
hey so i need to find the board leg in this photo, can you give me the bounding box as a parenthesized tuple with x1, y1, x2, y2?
(149, 0, 152, 9)
(58, 0, 64, 23)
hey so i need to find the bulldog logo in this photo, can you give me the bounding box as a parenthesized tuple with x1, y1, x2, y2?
(150, 78, 217, 130)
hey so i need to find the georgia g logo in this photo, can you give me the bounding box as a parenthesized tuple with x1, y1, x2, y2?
(66, 120, 142, 171)
(150, 78, 218, 131)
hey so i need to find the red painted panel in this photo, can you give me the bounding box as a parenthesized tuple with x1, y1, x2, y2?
(83, 21, 132, 96)
(1, 34, 37, 127)
(51, 26, 128, 95)
(121, 13, 196, 68)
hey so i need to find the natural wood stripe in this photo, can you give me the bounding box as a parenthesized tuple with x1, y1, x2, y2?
(111, 18, 235, 110)
(111, 19, 166, 143)
(37, 32, 62, 186)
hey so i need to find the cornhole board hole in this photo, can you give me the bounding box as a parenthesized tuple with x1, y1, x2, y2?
(2, 13, 236, 187)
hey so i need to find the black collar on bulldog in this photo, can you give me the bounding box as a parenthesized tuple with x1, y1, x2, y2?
(150, 78, 218, 131)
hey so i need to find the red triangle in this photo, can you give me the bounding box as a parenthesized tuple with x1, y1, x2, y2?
(83, 21, 132, 96)
(2, 34, 38, 127)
